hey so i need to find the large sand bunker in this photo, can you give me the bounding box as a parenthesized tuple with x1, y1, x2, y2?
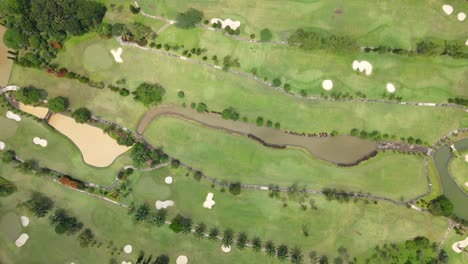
(48, 114, 130, 167)
(352, 60, 373, 75)
(203, 193, 216, 209)
(111, 48, 123, 63)
(176, 256, 188, 264)
(15, 233, 29, 247)
(442, 5, 453, 15)
(33, 137, 48, 147)
(18, 103, 48, 119)
(210, 18, 241, 30)
(451, 237, 468, 253)
(155, 200, 174, 209)
(6, 111, 21, 122)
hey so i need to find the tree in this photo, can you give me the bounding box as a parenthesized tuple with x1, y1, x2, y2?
(177, 91, 185, 98)
(260, 28, 273, 42)
(222, 228, 234, 246)
(129, 5, 141, 14)
(1, 149, 16, 163)
(175, 8, 203, 29)
(48, 96, 68, 113)
(3, 28, 27, 49)
(291, 247, 303, 264)
(0, 177, 17, 196)
(208, 227, 219, 239)
(196, 102, 207, 113)
(277, 244, 289, 260)
(256, 117, 264, 126)
(49, 208, 83, 235)
(134, 203, 151, 223)
(149, 209, 167, 226)
(252, 236, 262, 252)
(130, 143, 167, 168)
(169, 214, 192, 233)
(222, 56, 240, 70)
(72, 107, 91, 123)
(236, 232, 248, 249)
(194, 222, 206, 238)
(272, 78, 282, 87)
(265, 240, 276, 256)
(154, 254, 170, 264)
(15, 86, 46, 105)
(133, 82, 165, 106)
(78, 228, 95, 247)
(428, 195, 454, 216)
(229, 182, 241, 195)
(23, 192, 54, 217)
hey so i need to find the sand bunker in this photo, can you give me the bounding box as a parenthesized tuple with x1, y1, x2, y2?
(15, 233, 29, 247)
(2, 85, 19, 92)
(155, 200, 174, 209)
(176, 256, 188, 264)
(164, 176, 173, 184)
(210, 18, 241, 30)
(465, 182, 468, 187)
(18, 102, 48, 119)
(465, 154, 468, 162)
(322, 80, 333, 91)
(20, 216, 29, 227)
(386, 83, 396, 93)
(48, 114, 131, 167)
(111, 48, 123, 63)
(458, 12, 466, 21)
(6, 111, 21, 122)
(203, 193, 216, 209)
(123, 244, 133, 254)
(222, 245, 231, 253)
(121, 262, 131, 264)
(352, 60, 373, 75)
(442, 5, 453, 15)
(33, 137, 48, 147)
(451, 237, 468, 253)
(0, 141, 5, 150)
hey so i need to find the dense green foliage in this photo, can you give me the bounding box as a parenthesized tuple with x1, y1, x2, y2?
(133, 82, 165, 107)
(0, 176, 17, 196)
(104, 125, 135, 146)
(448, 97, 468, 107)
(288, 28, 358, 54)
(259, 28, 273, 42)
(169, 214, 192, 233)
(71, 107, 92, 123)
(130, 143, 168, 168)
(49, 208, 84, 235)
(222, 56, 241, 71)
(0, 0, 106, 67)
(175, 8, 203, 29)
(14, 86, 47, 105)
(47, 96, 68, 113)
(229, 182, 241, 195)
(428, 195, 454, 217)
(77, 228, 96, 247)
(221, 107, 240, 121)
(121, 23, 155, 46)
(22, 192, 54, 217)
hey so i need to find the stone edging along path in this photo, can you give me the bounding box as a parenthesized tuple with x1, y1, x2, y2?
(117, 38, 468, 113)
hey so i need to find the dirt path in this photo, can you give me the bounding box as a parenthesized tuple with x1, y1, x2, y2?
(0, 26, 14, 87)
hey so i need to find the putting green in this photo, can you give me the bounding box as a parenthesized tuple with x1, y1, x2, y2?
(0, 211, 21, 242)
(82, 43, 113, 71)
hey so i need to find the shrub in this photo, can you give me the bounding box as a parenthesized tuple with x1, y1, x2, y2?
(266, 120, 273, 127)
(260, 28, 273, 42)
(196, 102, 207, 113)
(48, 96, 68, 113)
(229, 182, 241, 195)
(256, 117, 264, 126)
(119, 88, 130, 97)
(274, 122, 281, 129)
(221, 107, 240, 121)
(178, 91, 185, 98)
(72, 107, 92, 123)
(129, 5, 141, 14)
(193, 171, 203, 181)
(272, 78, 282, 87)
(283, 83, 291, 92)
(250, 34, 255, 39)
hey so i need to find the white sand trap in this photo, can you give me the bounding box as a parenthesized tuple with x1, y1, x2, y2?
(1, 85, 19, 92)
(20, 216, 29, 227)
(465, 182, 468, 187)
(352, 60, 373, 75)
(33, 137, 48, 147)
(458, 12, 466, 21)
(465, 39, 468, 46)
(155, 200, 174, 209)
(451, 237, 468, 253)
(164, 176, 173, 184)
(442, 5, 453, 15)
(121, 262, 131, 264)
(386, 83, 396, 93)
(6, 111, 21, 122)
(203, 193, 216, 209)
(123, 244, 132, 254)
(48, 114, 131, 167)
(465, 154, 468, 162)
(176, 256, 188, 264)
(111, 48, 123, 63)
(0, 141, 5, 150)
(322, 80, 333, 91)
(15, 233, 29, 247)
(18, 102, 48, 119)
(210, 18, 241, 30)
(222, 245, 231, 253)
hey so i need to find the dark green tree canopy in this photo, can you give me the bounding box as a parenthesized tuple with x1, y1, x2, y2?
(15, 86, 47, 105)
(428, 195, 454, 217)
(47, 96, 68, 113)
(72, 107, 92, 123)
(175, 8, 204, 28)
(133, 82, 165, 107)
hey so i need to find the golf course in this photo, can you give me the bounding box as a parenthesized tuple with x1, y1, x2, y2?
(0, 0, 467, 263)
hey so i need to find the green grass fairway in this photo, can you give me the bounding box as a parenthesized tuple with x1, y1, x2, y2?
(83, 43, 114, 71)
(442, 228, 468, 264)
(144, 116, 427, 200)
(126, 166, 448, 259)
(0, 212, 21, 242)
(48, 36, 467, 143)
(0, 116, 18, 139)
(138, 0, 468, 48)
(0, 106, 130, 186)
(449, 149, 468, 192)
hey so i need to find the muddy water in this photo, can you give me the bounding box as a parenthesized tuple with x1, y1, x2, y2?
(18, 102, 49, 119)
(138, 106, 377, 165)
(0, 26, 13, 86)
(48, 114, 130, 167)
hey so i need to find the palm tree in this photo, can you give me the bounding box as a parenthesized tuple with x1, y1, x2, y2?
(277, 244, 289, 261)
(222, 229, 234, 246)
(290, 247, 303, 264)
(236, 232, 248, 250)
(194, 223, 206, 239)
(251, 236, 262, 252)
(265, 240, 276, 257)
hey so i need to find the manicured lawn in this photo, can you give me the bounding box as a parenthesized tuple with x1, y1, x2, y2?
(0, 106, 130, 186)
(47, 36, 467, 143)
(126, 166, 448, 259)
(138, 0, 468, 48)
(0, 165, 281, 264)
(144, 116, 428, 200)
(449, 149, 468, 192)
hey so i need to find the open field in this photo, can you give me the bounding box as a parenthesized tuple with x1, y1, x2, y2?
(154, 25, 468, 103)
(0, 106, 130, 186)
(144, 116, 427, 200)
(0, 165, 281, 264)
(47, 35, 468, 143)
(125, 166, 448, 259)
(449, 149, 468, 192)
(138, 0, 468, 48)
